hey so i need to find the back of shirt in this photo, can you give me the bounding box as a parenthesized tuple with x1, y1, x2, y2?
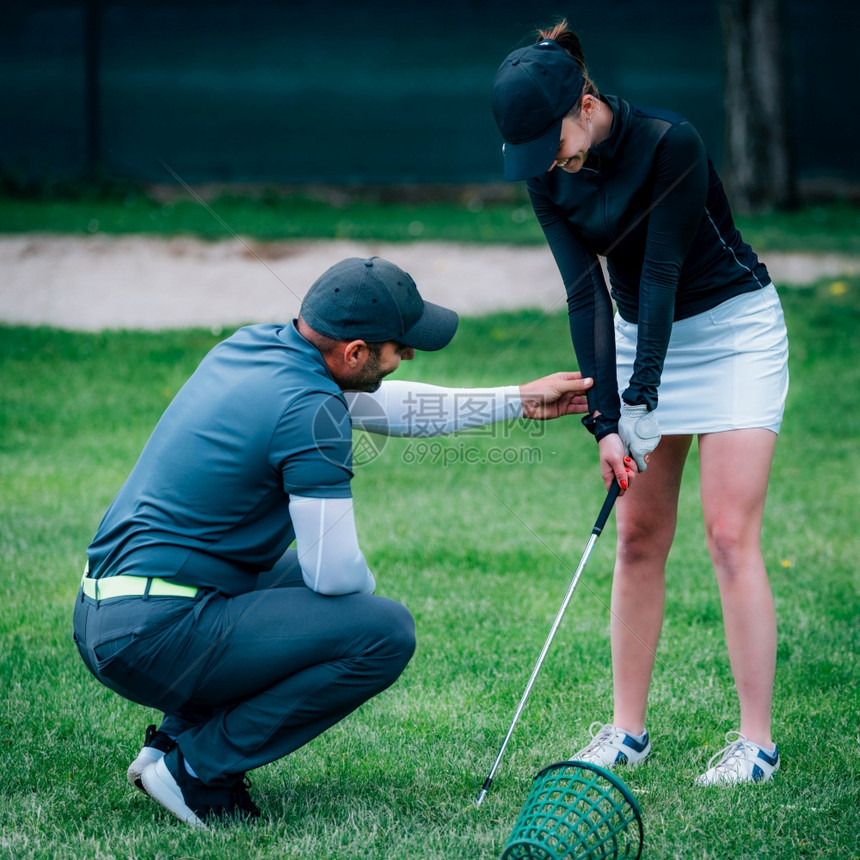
(87, 323, 353, 594)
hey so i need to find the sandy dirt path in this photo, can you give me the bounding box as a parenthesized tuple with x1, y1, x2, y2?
(1, 234, 856, 331)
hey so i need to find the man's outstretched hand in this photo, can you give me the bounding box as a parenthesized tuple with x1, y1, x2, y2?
(519, 372, 593, 420)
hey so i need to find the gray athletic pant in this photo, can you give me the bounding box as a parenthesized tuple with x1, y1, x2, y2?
(73, 551, 415, 786)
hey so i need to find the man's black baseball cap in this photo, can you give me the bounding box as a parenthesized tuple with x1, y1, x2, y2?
(492, 39, 585, 181)
(300, 257, 459, 351)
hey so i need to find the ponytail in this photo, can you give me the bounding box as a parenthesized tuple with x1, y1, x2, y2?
(538, 19, 599, 110)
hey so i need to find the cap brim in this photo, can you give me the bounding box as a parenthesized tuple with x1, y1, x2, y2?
(398, 301, 459, 351)
(502, 117, 563, 181)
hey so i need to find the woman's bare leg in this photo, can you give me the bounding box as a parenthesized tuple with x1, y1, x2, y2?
(698, 428, 778, 748)
(610, 435, 692, 734)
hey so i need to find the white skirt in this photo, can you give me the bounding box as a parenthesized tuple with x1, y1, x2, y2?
(614, 284, 789, 435)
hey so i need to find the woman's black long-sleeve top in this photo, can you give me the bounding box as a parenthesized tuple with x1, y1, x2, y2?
(527, 95, 770, 440)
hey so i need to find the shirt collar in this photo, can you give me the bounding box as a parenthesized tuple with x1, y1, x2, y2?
(590, 94, 630, 160)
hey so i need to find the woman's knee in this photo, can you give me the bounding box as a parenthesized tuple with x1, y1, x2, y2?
(616, 514, 675, 567)
(705, 517, 758, 577)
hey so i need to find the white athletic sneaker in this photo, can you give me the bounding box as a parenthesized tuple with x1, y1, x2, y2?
(572, 722, 651, 768)
(141, 753, 208, 829)
(141, 747, 261, 827)
(127, 724, 176, 791)
(695, 731, 780, 786)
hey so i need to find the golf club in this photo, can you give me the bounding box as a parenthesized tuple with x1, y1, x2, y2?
(476, 479, 621, 807)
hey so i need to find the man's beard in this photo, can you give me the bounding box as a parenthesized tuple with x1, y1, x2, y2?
(348, 350, 392, 392)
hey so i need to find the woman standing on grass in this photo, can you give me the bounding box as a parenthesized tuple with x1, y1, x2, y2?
(491, 20, 789, 785)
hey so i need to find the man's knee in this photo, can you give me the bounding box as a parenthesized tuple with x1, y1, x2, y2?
(379, 597, 417, 657)
(366, 597, 416, 675)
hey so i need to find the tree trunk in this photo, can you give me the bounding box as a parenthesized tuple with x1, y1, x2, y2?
(718, 0, 797, 213)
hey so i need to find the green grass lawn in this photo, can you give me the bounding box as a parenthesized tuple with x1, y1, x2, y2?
(2, 188, 860, 254)
(1, 279, 858, 858)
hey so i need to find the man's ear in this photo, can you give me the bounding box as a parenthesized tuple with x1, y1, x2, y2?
(342, 340, 369, 369)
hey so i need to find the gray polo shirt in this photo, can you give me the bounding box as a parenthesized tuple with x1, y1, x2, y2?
(87, 322, 353, 594)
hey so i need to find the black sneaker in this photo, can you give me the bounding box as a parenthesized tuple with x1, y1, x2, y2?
(230, 775, 262, 821)
(127, 724, 177, 791)
(141, 747, 259, 828)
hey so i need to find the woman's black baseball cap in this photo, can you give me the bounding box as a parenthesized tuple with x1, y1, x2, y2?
(492, 39, 585, 181)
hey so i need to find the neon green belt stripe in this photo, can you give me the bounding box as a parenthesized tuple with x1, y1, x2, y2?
(80, 573, 198, 600)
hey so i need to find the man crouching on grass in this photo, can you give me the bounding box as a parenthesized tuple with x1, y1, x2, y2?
(73, 256, 614, 827)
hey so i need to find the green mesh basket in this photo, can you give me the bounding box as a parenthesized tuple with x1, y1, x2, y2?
(501, 761, 643, 860)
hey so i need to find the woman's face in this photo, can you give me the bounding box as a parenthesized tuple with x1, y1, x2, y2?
(550, 114, 593, 173)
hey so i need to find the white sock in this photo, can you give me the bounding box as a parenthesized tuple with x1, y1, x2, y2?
(184, 758, 199, 779)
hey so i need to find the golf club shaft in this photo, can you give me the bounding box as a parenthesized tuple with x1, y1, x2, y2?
(476, 480, 621, 807)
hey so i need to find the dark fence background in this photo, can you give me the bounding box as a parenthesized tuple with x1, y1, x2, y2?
(1, 0, 857, 189)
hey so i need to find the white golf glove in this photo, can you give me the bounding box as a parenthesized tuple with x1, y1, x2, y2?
(618, 403, 661, 471)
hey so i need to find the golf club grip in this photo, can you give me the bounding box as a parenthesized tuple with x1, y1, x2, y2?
(592, 480, 621, 536)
